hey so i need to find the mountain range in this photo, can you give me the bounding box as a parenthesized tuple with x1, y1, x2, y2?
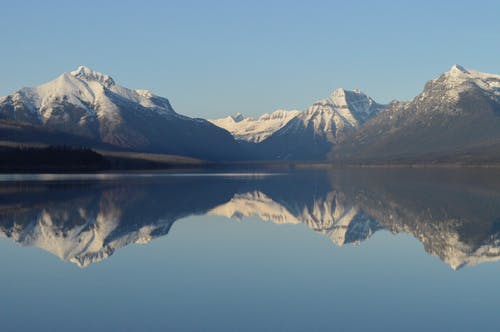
(1, 65, 499, 163)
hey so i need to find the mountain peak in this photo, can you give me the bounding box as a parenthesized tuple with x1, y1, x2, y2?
(70, 65, 115, 87)
(230, 112, 245, 122)
(329, 88, 368, 101)
(438, 65, 500, 97)
(448, 64, 470, 76)
(331, 88, 347, 97)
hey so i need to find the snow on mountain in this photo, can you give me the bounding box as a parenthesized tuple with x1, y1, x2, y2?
(411, 64, 500, 114)
(0, 66, 240, 160)
(257, 88, 385, 160)
(3, 65, 176, 124)
(332, 65, 500, 163)
(210, 109, 300, 143)
(3, 64, 500, 162)
(278, 88, 385, 138)
(438, 64, 500, 99)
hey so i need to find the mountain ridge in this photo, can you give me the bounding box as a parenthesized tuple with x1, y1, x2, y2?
(209, 109, 300, 143)
(253, 88, 385, 160)
(331, 65, 500, 164)
(2, 64, 500, 163)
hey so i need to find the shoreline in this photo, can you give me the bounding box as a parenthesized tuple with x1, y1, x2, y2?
(3, 161, 500, 174)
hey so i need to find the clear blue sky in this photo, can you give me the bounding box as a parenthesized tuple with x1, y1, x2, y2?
(1, 0, 499, 118)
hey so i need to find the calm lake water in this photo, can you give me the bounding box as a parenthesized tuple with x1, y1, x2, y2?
(1, 169, 500, 331)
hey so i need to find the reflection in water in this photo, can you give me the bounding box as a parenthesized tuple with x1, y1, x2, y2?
(1, 170, 500, 269)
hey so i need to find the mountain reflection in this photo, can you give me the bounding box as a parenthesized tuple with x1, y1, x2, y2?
(1, 170, 500, 269)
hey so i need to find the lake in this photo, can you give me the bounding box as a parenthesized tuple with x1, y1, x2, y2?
(1, 169, 499, 331)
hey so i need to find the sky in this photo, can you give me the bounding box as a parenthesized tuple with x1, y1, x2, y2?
(0, 0, 499, 119)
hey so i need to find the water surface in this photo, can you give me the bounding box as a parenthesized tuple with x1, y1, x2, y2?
(1, 169, 499, 331)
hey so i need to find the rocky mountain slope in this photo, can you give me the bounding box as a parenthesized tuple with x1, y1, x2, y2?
(332, 65, 500, 164)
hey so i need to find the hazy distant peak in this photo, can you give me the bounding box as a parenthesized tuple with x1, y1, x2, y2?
(210, 109, 300, 143)
(230, 112, 245, 122)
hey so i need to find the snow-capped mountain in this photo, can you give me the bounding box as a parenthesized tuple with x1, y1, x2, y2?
(0, 66, 240, 160)
(333, 65, 500, 163)
(257, 88, 385, 160)
(428, 64, 500, 103)
(2, 65, 500, 163)
(209, 109, 300, 143)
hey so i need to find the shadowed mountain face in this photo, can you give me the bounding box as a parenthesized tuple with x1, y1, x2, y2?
(1, 170, 500, 269)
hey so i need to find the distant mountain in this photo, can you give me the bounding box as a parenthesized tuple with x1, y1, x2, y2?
(210, 109, 300, 143)
(0, 66, 240, 161)
(332, 65, 500, 164)
(256, 88, 385, 160)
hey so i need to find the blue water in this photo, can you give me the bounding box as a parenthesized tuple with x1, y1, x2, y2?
(0, 170, 499, 331)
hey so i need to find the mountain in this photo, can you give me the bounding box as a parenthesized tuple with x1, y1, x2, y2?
(0, 66, 240, 161)
(3, 64, 500, 163)
(209, 109, 300, 143)
(332, 65, 500, 164)
(257, 88, 385, 160)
